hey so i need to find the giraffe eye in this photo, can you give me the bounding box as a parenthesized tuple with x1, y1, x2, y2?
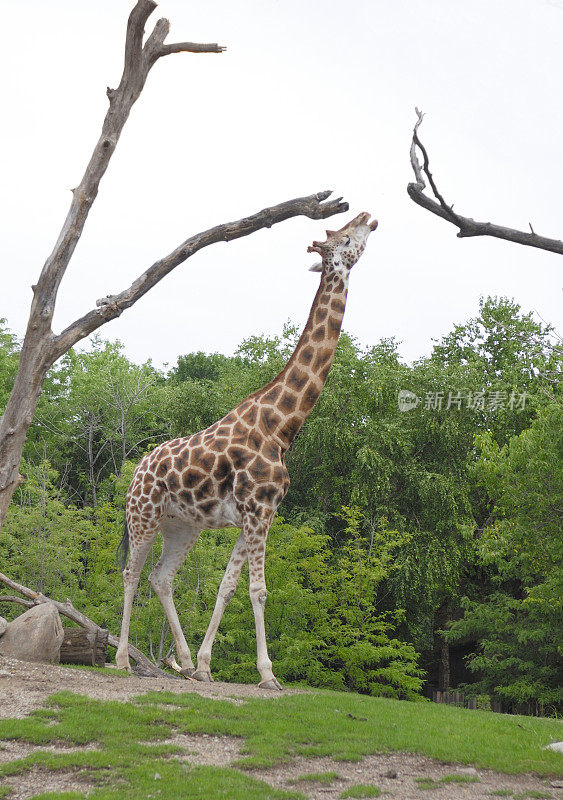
(345, 236, 351, 246)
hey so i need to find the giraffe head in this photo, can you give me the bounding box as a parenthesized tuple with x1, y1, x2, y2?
(307, 212, 378, 274)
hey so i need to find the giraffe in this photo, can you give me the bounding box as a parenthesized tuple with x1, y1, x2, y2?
(115, 211, 378, 688)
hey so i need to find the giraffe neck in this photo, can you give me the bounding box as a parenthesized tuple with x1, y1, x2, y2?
(253, 269, 349, 450)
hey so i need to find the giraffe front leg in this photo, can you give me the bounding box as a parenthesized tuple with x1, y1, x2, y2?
(244, 516, 282, 691)
(194, 532, 247, 682)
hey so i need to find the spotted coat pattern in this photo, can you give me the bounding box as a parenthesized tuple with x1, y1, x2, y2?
(115, 212, 377, 688)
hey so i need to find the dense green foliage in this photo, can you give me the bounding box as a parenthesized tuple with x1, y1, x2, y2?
(0, 297, 560, 711)
(447, 403, 563, 713)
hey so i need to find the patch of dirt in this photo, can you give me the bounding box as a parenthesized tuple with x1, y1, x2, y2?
(3, 766, 96, 800)
(163, 732, 243, 765)
(0, 740, 99, 764)
(0, 655, 299, 718)
(248, 753, 562, 799)
(0, 739, 101, 800)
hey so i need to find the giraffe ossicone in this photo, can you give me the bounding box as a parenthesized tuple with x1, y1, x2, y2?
(115, 212, 378, 688)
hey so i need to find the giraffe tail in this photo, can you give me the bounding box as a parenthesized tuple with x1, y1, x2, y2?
(116, 517, 130, 571)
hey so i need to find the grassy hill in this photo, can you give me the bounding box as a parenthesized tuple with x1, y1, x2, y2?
(0, 680, 561, 800)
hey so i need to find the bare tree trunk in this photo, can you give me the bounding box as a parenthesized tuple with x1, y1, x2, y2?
(156, 616, 169, 665)
(121, 406, 127, 475)
(0, 341, 52, 525)
(434, 601, 452, 692)
(38, 462, 48, 594)
(87, 412, 98, 507)
(0, 0, 348, 530)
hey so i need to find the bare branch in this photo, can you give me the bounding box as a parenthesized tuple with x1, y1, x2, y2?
(0, 595, 34, 608)
(160, 42, 226, 55)
(143, 16, 225, 69)
(142, 17, 171, 69)
(50, 190, 349, 359)
(407, 109, 563, 256)
(34, 0, 226, 329)
(0, 571, 41, 602)
(122, 0, 157, 76)
(126, 2, 156, 55)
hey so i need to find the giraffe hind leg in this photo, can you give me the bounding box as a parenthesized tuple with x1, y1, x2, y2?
(244, 512, 281, 690)
(149, 517, 200, 674)
(115, 520, 158, 671)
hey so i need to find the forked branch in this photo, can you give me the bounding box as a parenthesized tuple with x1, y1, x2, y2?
(35, 0, 226, 327)
(407, 109, 563, 256)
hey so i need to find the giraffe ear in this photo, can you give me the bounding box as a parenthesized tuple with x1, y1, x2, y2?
(308, 262, 323, 273)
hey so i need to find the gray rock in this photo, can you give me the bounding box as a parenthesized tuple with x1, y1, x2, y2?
(0, 616, 7, 637)
(0, 603, 63, 663)
(544, 741, 563, 753)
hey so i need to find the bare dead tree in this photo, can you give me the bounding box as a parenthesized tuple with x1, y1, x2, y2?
(407, 108, 563, 256)
(0, 0, 349, 528)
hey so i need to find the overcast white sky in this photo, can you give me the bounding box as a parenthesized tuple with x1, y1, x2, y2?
(1, 0, 561, 368)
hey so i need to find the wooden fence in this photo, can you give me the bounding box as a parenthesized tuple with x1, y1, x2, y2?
(431, 689, 504, 713)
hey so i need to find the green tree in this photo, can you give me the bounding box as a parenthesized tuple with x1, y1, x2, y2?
(0, 460, 98, 602)
(166, 324, 298, 438)
(447, 403, 563, 713)
(29, 339, 169, 506)
(0, 320, 19, 411)
(134, 512, 424, 698)
(430, 295, 559, 442)
(2, 297, 559, 707)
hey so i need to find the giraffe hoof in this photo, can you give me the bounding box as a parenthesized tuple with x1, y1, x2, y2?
(258, 678, 283, 691)
(192, 669, 213, 682)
